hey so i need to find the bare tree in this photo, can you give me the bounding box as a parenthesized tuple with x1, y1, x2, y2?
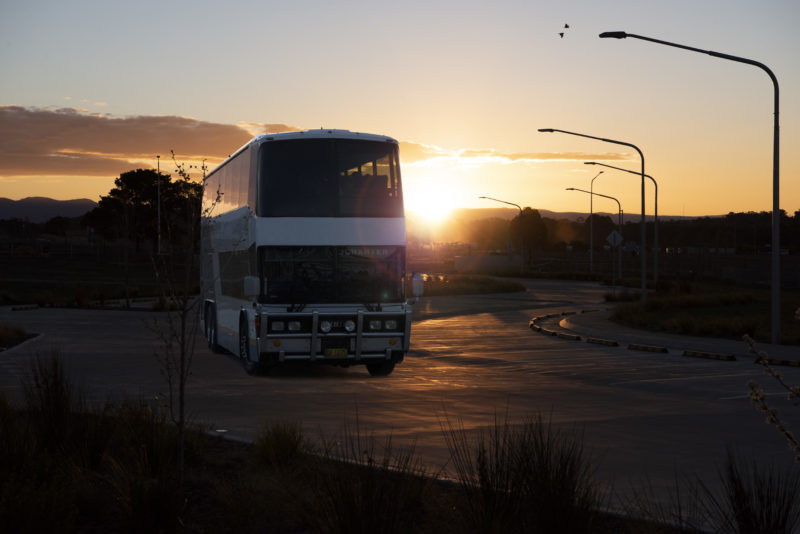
(150, 152, 208, 488)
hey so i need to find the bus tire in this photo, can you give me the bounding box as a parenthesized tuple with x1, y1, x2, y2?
(239, 314, 262, 376)
(207, 305, 222, 354)
(366, 360, 395, 377)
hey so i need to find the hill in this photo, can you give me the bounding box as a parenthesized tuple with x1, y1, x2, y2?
(0, 197, 97, 223)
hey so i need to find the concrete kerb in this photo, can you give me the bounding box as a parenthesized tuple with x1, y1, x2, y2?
(767, 358, 800, 368)
(683, 350, 737, 362)
(529, 309, 800, 365)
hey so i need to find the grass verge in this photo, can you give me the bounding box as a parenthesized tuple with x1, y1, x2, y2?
(610, 283, 800, 344)
(420, 274, 525, 296)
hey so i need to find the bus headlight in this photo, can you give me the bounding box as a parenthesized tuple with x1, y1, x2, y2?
(288, 321, 302, 332)
(344, 320, 356, 332)
(271, 321, 285, 332)
(320, 320, 332, 333)
(368, 319, 382, 331)
(384, 319, 398, 330)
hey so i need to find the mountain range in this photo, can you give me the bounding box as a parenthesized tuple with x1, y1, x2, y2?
(1, 197, 689, 225)
(0, 197, 98, 223)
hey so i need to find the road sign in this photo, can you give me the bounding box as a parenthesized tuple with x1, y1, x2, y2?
(607, 230, 623, 247)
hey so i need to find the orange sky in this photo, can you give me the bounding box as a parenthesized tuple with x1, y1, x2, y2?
(1, 1, 798, 222)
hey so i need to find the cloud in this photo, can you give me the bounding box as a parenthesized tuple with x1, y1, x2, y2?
(237, 121, 304, 136)
(0, 106, 292, 177)
(1, 106, 631, 183)
(399, 140, 631, 165)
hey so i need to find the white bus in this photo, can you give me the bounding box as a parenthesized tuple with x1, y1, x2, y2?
(200, 129, 421, 376)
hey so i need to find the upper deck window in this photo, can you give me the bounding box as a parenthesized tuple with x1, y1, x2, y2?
(259, 139, 403, 217)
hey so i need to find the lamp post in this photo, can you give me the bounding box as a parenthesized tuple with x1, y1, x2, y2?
(585, 161, 658, 286)
(540, 128, 647, 303)
(567, 187, 623, 283)
(589, 171, 604, 274)
(156, 155, 161, 256)
(599, 30, 781, 343)
(479, 196, 523, 274)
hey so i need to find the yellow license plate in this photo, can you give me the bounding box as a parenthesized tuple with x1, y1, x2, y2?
(323, 348, 348, 358)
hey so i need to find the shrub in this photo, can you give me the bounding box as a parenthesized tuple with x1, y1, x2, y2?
(254, 421, 314, 470)
(443, 412, 602, 533)
(699, 450, 800, 534)
(312, 419, 431, 534)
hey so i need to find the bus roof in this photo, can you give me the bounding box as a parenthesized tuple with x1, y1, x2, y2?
(254, 129, 397, 145)
(207, 129, 399, 181)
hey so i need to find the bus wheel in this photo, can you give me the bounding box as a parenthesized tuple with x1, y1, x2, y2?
(366, 360, 395, 377)
(207, 305, 222, 354)
(239, 315, 261, 375)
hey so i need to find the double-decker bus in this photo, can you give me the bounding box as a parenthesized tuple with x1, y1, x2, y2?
(200, 129, 421, 376)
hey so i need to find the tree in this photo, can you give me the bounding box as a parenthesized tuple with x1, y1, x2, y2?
(83, 168, 201, 256)
(84, 169, 161, 253)
(150, 152, 207, 492)
(584, 214, 616, 251)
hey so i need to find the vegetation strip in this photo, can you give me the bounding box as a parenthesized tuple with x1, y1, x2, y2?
(682, 350, 736, 362)
(627, 343, 669, 354)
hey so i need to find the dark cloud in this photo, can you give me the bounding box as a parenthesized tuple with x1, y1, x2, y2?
(0, 106, 302, 176)
(0, 106, 629, 180)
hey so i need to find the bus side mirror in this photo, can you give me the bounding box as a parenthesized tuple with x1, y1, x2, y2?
(244, 275, 260, 298)
(411, 272, 424, 298)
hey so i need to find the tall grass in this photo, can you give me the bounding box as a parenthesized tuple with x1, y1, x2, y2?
(254, 420, 315, 469)
(442, 412, 603, 534)
(699, 450, 800, 534)
(623, 472, 707, 534)
(1, 352, 185, 532)
(312, 417, 432, 534)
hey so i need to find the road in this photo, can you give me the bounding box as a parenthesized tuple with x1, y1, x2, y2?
(2, 278, 798, 509)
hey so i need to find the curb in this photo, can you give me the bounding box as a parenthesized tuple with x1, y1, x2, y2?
(767, 358, 800, 368)
(683, 350, 737, 362)
(628, 343, 669, 354)
(586, 337, 620, 347)
(556, 332, 582, 341)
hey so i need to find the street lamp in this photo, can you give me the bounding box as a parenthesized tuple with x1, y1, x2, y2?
(567, 187, 623, 283)
(156, 155, 161, 255)
(479, 196, 523, 274)
(589, 171, 604, 274)
(599, 30, 781, 343)
(540, 128, 647, 303)
(585, 161, 658, 286)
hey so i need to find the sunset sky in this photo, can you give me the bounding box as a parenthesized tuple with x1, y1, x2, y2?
(1, 0, 798, 223)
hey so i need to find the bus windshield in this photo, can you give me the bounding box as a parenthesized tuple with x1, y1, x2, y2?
(259, 245, 405, 305)
(259, 139, 403, 217)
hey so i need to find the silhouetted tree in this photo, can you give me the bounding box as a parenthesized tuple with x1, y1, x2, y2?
(584, 214, 616, 250)
(467, 217, 510, 251)
(509, 208, 547, 263)
(84, 168, 201, 255)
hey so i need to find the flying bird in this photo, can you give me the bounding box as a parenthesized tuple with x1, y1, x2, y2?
(559, 32, 564, 38)
(565, 23, 569, 28)
(560, 23, 569, 37)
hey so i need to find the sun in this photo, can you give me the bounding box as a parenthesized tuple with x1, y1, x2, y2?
(405, 183, 457, 224)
